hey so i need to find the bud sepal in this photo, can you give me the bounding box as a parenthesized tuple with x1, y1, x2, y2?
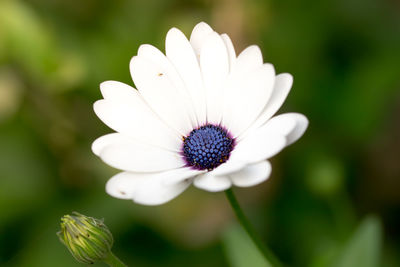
(57, 212, 118, 265)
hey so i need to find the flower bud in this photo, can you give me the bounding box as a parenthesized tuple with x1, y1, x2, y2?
(57, 212, 114, 264)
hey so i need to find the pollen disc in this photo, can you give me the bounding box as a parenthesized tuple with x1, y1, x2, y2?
(183, 125, 234, 171)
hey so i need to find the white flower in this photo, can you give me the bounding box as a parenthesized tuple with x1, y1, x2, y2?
(92, 22, 308, 205)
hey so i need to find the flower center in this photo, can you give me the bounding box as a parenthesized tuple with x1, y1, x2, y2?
(182, 124, 234, 171)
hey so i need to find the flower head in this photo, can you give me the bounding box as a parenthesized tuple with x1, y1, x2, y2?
(57, 212, 113, 264)
(92, 22, 308, 205)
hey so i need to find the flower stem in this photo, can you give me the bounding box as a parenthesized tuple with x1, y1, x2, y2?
(225, 188, 283, 267)
(103, 252, 128, 267)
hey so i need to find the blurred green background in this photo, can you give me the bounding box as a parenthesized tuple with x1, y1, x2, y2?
(0, 0, 399, 266)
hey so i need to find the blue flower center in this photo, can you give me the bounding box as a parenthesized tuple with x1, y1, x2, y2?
(183, 125, 234, 171)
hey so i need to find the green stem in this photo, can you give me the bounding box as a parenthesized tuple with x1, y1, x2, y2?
(103, 252, 128, 267)
(225, 188, 283, 267)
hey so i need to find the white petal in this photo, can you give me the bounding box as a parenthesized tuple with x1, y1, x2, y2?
(265, 113, 308, 145)
(209, 160, 246, 176)
(137, 43, 188, 93)
(106, 172, 139, 200)
(231, 131, 286, 164)
(166, 28, 207, 125)
(136, 45, 185, 95)
(93, 99, 181, 151)
(162, 167, 205, 185)
(231, 113, 307, 163)
(137, 44, 182, 85)
(194, 172, 232, 192)
(263, 113, 297, 136)
(106, 170, 193, 205)
(246, 73, 294, 133)
(92, 133, 126, 156)
(230, 161, 271, 187)
(200, 32, 230, 124)
(133, 180, 190, 206)
(136, 44, 199, 128)
(220, 33, 236, 71)
(100, 81, 137, 101)
(231, 45, 263, 76)
(130, 55, 194, 135)
(99, 140, 185, 172)
(223, 64, 276, 137)
(190, 22, 214, 57)
(99, 81, 189, 139)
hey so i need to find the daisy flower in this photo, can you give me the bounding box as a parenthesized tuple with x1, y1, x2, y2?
(92, 22, 308, 205)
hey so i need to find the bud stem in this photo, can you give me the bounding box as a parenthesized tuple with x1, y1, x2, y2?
(103, 252, 128, 267)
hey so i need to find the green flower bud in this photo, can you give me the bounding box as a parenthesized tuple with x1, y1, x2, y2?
(57, 212, 114, 264)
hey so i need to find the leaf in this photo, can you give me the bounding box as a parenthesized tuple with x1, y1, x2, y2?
(331, 215, 382, 267)
(222, 223, 273, 267)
